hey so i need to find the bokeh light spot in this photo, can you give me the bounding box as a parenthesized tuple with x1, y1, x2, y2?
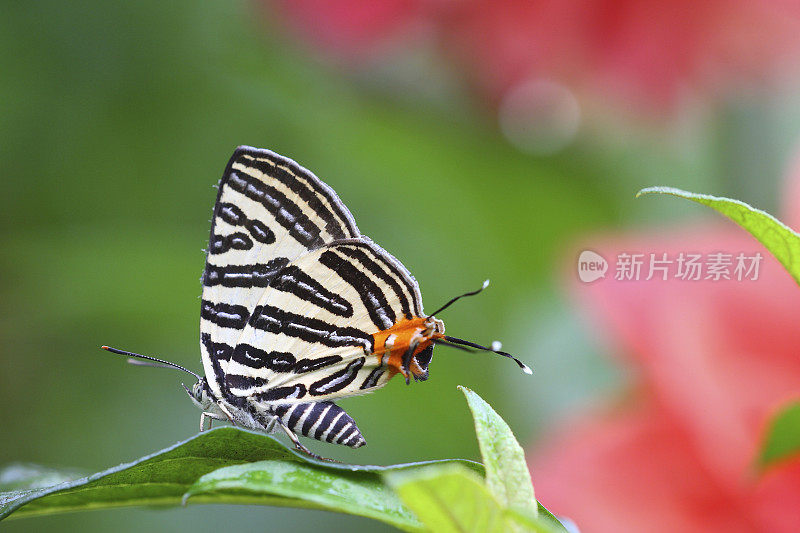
(498, 78, 581, 155)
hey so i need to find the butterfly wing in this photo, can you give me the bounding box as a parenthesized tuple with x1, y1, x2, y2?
(224, 239, 424, 404)
(200, 146, 361, 400)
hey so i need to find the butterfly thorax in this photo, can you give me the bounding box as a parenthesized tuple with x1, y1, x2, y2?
(186, 377, 279, 432)
(372, 316, 444, 382)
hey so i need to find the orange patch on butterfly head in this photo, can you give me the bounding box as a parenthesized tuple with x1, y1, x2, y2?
(372, 316, 445, 381)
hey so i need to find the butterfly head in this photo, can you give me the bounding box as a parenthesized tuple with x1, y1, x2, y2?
(412, 316, 445, 380)
(423, 316, 445, 335)
(185, 377, 214, 410)
(372, 315, 444, 384)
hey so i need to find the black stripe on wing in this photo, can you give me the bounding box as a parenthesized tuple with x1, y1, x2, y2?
(270, 265, 354, 317)
(238, 148, 359, 240)
(228, 169, 324, 249)
(319, 249, 395, 330)
(200, 333, 233, 400)
(203, 147, 360, 296)
(309, 357, 365, 396)
(338, 245, 412, 320)
(293, 355, 344, 373)
(360, 242, 423, 317)
(225, 344, 297, 397)
(231, 344, 296, 372)
(217, 202, 276, 244)
(203, 258, 290, 288)
(226, 374, 270, 390)
(201, 300, 249, 330)
(253, 384, 307, 402)
(209, 232, 253, 255)
(225, 355, 346, 399)
(248, 304, 373, 351)
(272, 401, 365, 448)
(360, 367, 385, 390)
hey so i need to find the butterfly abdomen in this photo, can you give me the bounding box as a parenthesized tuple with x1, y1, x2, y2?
(271, 401, 366, 448)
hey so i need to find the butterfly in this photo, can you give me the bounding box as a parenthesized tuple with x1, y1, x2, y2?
(104, 146, 530, 459)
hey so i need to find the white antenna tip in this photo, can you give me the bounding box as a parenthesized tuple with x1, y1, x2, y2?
(522, 364, 533, 375)
(490, 340, 502, 351)
(482, 279, 490, 289)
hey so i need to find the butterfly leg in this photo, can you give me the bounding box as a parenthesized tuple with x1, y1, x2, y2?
(200, 412, 225, 432)
(401, 343, 417, 385)
(216, 402, 237, 425)
(275, 419, 337, 462)
(199, 402, 238, 431)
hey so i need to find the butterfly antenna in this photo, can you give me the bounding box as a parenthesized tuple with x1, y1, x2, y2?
(427, 279, 491, 318)
(432, 338, 478, 353)
(440, 336, 532, 375)
(100, 346, 201, 380)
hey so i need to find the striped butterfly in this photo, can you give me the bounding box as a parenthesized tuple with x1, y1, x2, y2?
(104, 146, 530, 459)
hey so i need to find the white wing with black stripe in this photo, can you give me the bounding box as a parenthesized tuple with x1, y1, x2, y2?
(223, 239, 424, 405)
(106, 145, 521, 455)
(200, 146, 361, 400)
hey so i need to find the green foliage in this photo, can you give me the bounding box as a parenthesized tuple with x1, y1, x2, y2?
(638, 186, 800, 471)
(637, 186, 800, 285)
(0, 464, 84, 492)
(759, 401, 800, 469)
(0, 427, 468, 529)
(386, 465, 549, 533)
(1, 4, 618, 498)
(459, 385, 537, 515)
(382, 386, 561, 532)
(183, 458, 438, 531)
(0, 389, 567, 532)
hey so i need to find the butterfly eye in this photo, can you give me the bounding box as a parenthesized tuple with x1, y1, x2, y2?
(415, 344, 434, 369)
(191, 380, 204, 401)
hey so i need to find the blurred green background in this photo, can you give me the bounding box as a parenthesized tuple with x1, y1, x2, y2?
(3, 1, 800, 531)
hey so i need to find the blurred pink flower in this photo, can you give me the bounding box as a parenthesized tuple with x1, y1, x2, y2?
(273, 0, 423, 59)
(529, 170, 800, 530)
(271, 0, 800, 112)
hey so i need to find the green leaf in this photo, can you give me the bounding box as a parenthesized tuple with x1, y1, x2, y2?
(1, 393, 572, 532)
(0, 426, 480, 530)
(458, 385, 537, 516)
(0, 463, 85, 492)
(185, 460, 426, 532)
(506, 507, 565, 533)
(386, 464, 555, 533)
(637, 186, 800, 285)
(637, 187, 800, 475)
(536, 503, 572, 533)
(759, 401, 800, 468)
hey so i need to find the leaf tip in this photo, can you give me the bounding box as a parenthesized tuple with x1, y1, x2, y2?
(636, 186, 681, 198)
